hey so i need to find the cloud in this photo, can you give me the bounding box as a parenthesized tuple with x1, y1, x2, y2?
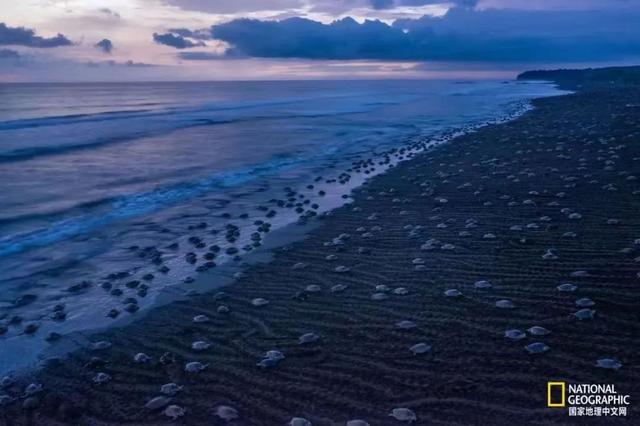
(369, 0, 394, 8)
(85, 59, 157, 68)
(178, 51, 225, 60)
(207, 7, 640, 62)
(164, 0, 303, 14)
(98, 8, 121, 18)
(95, 38, 113, 54)
(123, 60, 156, 67)
(211, 17, 413, 60)
(0, 48, 20, 59)
(153, 32, 206, 49)
(0, 23, 73, 48)
(168, 28, 212, 40)
(369, 0, 476, 9)
(164, 0, 462, 15)
(476, 0, 635, 11)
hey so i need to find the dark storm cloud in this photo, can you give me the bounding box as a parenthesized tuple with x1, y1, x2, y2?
(211, 17, 412, 60)
(152, 32, 206, 49)
(0, 23, 73, 48)
(208, 7, 640, 62)
(95, 38, 113, 54)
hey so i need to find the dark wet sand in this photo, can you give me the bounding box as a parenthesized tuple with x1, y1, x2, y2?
(2, 86, 640, 425)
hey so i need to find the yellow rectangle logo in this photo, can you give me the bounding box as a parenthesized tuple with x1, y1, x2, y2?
(548, 382, 566, 407)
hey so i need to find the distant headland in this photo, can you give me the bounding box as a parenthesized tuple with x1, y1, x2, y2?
(518, 65, 640, 89)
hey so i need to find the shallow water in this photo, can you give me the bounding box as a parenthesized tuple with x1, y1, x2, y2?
(0, 79, 563, 374)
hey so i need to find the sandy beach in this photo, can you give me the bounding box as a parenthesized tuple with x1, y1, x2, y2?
(1, 82, 639, 425)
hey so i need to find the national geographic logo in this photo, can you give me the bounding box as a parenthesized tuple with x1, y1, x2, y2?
(548, 382, 566, 407)
(547, 381, 631, 417)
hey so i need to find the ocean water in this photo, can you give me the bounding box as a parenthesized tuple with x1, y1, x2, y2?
(0, 79, 563, 374)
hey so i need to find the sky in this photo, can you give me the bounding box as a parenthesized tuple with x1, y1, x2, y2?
(0, 0, 639, 82)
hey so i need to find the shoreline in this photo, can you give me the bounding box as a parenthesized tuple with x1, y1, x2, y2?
(2, 83, 640, 424)
(0, 83, 550, 378)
